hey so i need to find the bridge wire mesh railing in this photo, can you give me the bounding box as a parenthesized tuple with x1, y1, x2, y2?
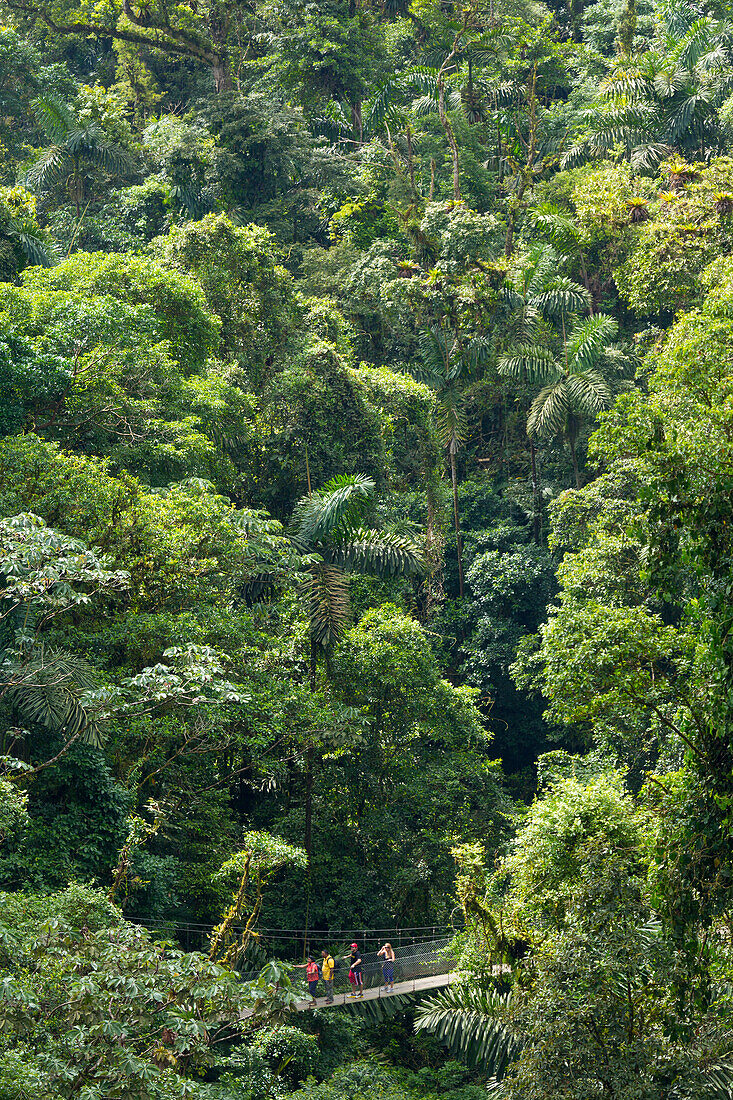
(291, 937, 455, 999)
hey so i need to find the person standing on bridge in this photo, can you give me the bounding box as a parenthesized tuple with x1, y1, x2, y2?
(293, 955, 321, 1007)
(378, 942, 395, 992)
(347, 943, 363, 998)
(321, 949, 335, 1003)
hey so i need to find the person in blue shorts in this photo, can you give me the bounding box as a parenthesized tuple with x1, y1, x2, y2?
(378, 942, 395, 991)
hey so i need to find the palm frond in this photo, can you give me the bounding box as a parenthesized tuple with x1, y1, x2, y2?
(498, 345, 557, 383)
(412, 93, 441, 118)
(310, 101, 353, 141)
(653, 67, 688, 97)
(677, 17, 716, 69)
(435, 388, 468, 450)
(5, 217, 55, 267)
(93, 140, 135, 176)
(25, 146, 68, 191)
(415, 985, 522, 1076)
(630, 141, 675, 170)
(31, 94, 75, 142)
(567, 313, 618, 371)
(366, 79, 403, 132)
(522, 243, 559, 298)
(303, 562, 350, 647)
(601, 64, 651, 101)
(291, 475, 375, 549)
(419, 327, 454, 377)
(560, 142, 590, 169)
(6, 647, 101, 744)
(533, 276, 591, 318)
(332, 528, 426, 577)
(666, 90, 713, 140)
(699, 1064, 733, 1099)
(565, 369, 612, 414)
(345, 992, 414, 1021)
(671, 1061, 733, 1099)
(464, 334, 493, 373)
(531, 208, 580, 250)
(527, 380, 569, 439)
(404, 65, 440, 96)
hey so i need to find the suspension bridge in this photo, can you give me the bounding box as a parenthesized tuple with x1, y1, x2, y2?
(133, 919, 462, 1015)
(240, 936, 458, 1017)
(298, 936, 456, 1009)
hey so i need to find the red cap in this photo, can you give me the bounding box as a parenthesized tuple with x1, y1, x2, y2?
(351, 942, 358, 949)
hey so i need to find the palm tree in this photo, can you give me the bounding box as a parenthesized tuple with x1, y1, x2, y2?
(289, 474, 425, 861)
(26, 95, 134, 216)
(499, 245, 591, 532)
(499, 313, 620, 488)
(415, 328, 490, 598)
(564, 3, 733, 169)
(502, 244, 591, 337)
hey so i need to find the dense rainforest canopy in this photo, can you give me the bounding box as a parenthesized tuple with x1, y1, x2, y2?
(1, 0, 733, 1093)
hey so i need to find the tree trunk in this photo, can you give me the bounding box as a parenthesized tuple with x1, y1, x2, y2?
(450, 446, 464, 597)
(530, 440, 541, 545)
(437, 75, 461, 202)
(569, 428, 581, 489)
(212, 54, 233, 92)
(304, 636, 317, 868)
(352, 100, 364, 146)
(405, 124, 419, 201)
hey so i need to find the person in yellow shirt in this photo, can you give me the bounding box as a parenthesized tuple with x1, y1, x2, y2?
(321, 949, 335, 1002)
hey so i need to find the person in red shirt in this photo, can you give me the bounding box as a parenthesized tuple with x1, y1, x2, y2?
(295, 956, 321, 1006)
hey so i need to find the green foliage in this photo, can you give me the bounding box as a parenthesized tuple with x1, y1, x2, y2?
(2, 0, 733, 1094)
(292, 475, 424, 646)
(0, 187, 54, 278)
(156, 215, 295, 383)
(614, 158, 733, 316)
(26, 93, 135, 213)
(0, 885, 252, 1099)
(0, 779, 28, 847)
